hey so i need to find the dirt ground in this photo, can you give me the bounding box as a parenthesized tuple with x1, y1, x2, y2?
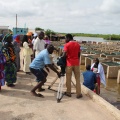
(0, 70, 119, 120)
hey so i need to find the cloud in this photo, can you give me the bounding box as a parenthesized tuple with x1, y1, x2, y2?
(0, 0, 120, 34)
(100, 0, 120, 14)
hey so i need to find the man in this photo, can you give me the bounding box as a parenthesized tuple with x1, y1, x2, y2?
(33, 31, 45, 58)
(29, 44, 61, 97)
(83, 65, 97, 91)
(63, 34, 82, 98)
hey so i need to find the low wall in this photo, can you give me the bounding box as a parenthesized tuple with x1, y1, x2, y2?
(81, 84, 120, 120)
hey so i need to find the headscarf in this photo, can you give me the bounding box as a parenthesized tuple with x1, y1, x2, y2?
(13, 35, 20, 43)
(0, 34, 3, 50)
(26, 32, 33, 37)
(2, 33, 12, 44)
(2, 34, 16, 62)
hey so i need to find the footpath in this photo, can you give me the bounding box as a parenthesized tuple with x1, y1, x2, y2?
(0, 70, 120, 120)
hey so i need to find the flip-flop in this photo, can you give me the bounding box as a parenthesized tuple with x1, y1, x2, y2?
(31, 92, 44, 98)
(64, 92, 71, 97)
(37, 93, 44, 98)
(38, 88, 45, 92)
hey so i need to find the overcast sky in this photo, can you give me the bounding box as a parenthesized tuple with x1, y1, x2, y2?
(0, 0, 120, 34)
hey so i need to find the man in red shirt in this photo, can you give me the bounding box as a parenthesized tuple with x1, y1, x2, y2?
(63, 34, 82, 98)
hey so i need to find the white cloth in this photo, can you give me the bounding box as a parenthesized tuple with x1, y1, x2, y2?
(23, 42, 33, 56)
(33, 37, 45, 57)
(91, 63, 106, 87)
(32, 38, 36, 45)
(23, 42, 33, 72)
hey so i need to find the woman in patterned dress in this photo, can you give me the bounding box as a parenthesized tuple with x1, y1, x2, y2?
(2, 34, 17, 87)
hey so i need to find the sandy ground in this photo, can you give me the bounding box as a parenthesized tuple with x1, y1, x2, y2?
(0, 70, 119, 120)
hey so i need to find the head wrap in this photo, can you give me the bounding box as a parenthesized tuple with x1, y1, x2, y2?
(26, 32, 33, 36)
(33, 33, 37, 37)
(13, 35, 20, 43)
(2, 33, 12, 43)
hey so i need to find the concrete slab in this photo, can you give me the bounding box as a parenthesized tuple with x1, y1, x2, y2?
(0, 70, 119, 120)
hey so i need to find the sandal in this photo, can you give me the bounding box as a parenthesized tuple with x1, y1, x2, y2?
(38, 88, 45, 92)
(64, 92, 71, 97)
(76, 94, 83, 99)
(31, 92, 44, 98)
(7, 84, 15, 87)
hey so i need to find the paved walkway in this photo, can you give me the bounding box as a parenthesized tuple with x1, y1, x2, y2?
(0, 70, 119, 120)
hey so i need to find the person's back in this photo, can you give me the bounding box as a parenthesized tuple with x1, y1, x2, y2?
(64, 41, 80, 66)
(83, 65, 96, 90)
(30, 49, 50, 70)
(83, 71, 96, 90)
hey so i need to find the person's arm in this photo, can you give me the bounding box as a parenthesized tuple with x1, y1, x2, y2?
(62, 51, 66, 58)
(33, 49, 36, 58)
(97, 64, 100, 73)
(78, 51, 80, 58)
(47, 64, 61, 77)
(94, 73, 97, 84)
(78, 44, 81, 58)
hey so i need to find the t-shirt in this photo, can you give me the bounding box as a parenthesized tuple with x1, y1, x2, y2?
(63, 41, 80, 66)
(29, 49, 51, 69)
(33, 37, 45, 57)
(83, 71, 96, 90)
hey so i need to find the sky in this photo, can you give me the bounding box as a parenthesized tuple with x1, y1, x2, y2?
(0, 0, 120, 34)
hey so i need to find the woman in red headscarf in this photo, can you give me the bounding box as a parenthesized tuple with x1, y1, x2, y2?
(13, 35, 21, 72)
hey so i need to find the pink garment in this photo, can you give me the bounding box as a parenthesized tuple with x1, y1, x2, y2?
(44, 40, 50, 44)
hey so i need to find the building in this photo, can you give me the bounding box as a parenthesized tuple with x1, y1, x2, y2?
(13, 27, 28, 36)
(0, 26, 9, 35)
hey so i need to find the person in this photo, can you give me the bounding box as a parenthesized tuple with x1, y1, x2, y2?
(0, 34, 3, 49)
(62, 34, 82, 98)
(13, 35, 21, 72)
(32, 33, 37, 45)
(29, 44, 61, 97)
(2, 34, 17, 87)
(22, 35, 33, 74)
(26, 32, 33, 48)
(44, 35, 50, 48)
(33, 31, 45, 58)
(0, 36, 6, 90)
(91, 58, 106, 94)
(83, 65, 97, 91)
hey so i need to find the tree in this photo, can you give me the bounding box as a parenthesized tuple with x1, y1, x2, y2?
(45, 29, 56, 36)
(35, 27, 44, 31)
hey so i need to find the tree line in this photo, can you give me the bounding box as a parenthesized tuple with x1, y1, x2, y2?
(35, 27, 120, 41)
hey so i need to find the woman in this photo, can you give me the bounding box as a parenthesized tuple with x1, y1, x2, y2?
(13, 35, 21, 72)
(91, 58, 106, 94)
(22, 35, 33, 74)
(44, 36, 50, 48)
(2, 34, 17, 87)
(0, 35, 5, 90)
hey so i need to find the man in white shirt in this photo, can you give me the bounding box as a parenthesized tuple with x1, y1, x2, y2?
(33, 31, 45, 58)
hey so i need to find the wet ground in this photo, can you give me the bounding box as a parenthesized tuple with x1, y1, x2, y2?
(80, 65, 120, 110)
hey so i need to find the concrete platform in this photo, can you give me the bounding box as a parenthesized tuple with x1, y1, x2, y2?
(0, 70, 120, 120)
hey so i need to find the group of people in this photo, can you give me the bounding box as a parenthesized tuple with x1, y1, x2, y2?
(0, 32, 106, 100)
(0, 31, 51, 89)
(29, 33, 83, 98)
(83, 58, 106, 95)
